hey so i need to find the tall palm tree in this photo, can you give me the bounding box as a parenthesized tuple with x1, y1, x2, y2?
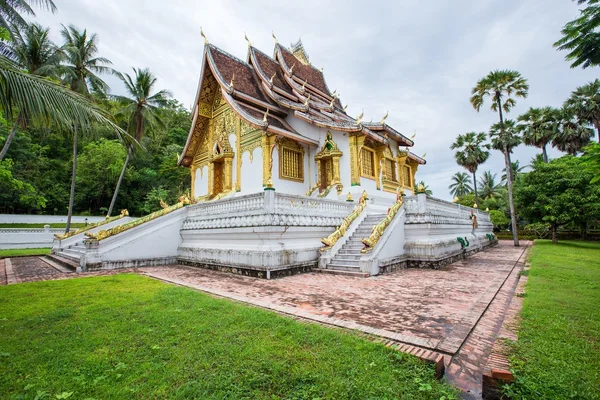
(501, 160, 526, 184)
(554, 1, 600, 69)
(450, 132, 490, 206)
(564, 79, 600, 142)
(0, 22, 63, 160)
(553, 109, 594, 155)
(471, 70, 528, 247)
(478, 170, 502, 200)
(448, 172, 473, 198)
(60, 25, 114, 232)
(517, 107, 561, 163)
(107, 68, 171, 216)
(0, 0, 56, 31)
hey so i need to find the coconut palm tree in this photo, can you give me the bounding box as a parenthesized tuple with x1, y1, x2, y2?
(0, 0, 56, 31)
(478, 170, 502, 200)
(106, 68, 171, 216)
(564, 79, 600, 142)
(450, 132, 490, 206)
(553, 109, 594, 155)
(0, 22, 63, 160)
(60, 24, 114, 232)
(517, 107, 561, 163)
(471, 70, 528, 247)
(448, 172, 473, 198)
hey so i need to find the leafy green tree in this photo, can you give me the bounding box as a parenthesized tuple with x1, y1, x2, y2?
(450, 132, 489, 205)
(448, 171, 472, 198)
(75, 139, 126, 214)
(582, 142, 600, 183)
(478, 170, 503, 200)
(553, 108, 594, 154)
(489, 209, 510, 231)
(517, 107, 560, 162)
(141, 186, 169, 214)
(0, 158, 46, 212)
(515, 155, 600, 243)
(471, 70, 529, 246)
(107, 67, 171, 216)
(554, 0, 600, 69)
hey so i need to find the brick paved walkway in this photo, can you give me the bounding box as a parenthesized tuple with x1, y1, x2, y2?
(0, 241, 529, 398)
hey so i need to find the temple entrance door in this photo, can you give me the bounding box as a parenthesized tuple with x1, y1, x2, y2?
(319, 158, 332, 192)
(213, 160, 224, 195)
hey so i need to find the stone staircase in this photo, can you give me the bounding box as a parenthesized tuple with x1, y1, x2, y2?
(323, 213, 386, 273)
(48, 240, 87, 271)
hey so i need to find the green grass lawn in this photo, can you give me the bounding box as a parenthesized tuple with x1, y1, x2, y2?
(0, 248, 51, 258)
(0, 223, 86, 229)
(0, 275, 458, 399)
(506, 240, 600, 399)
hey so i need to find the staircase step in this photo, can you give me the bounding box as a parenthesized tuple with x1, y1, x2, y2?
(40, 256, 74, 273)
(46, 254, 79, 271)
(332, 255, 361, 261)
(337, 250, 362, 255)
(314, 268, 369, 278)
(60, 248, 85, 258)
(326, 263, 361, 271)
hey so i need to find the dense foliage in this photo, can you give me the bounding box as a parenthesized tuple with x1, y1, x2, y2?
(1, 99, 190, 215)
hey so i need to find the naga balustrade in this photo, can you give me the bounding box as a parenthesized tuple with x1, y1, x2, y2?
(320, 191, 368, 251)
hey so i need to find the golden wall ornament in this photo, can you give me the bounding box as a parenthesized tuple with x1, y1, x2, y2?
(262, 134, 276, 186)
(315, 131, 343, 189)
(54, 210, 129, 240)
(320, 191, 368, 251)
(361, 192, 404, 253)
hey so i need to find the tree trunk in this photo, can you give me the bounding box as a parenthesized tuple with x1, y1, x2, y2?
(107, 147, 131, 217)
(542, 144, 548, 163)
(472, 171, 479, 206)
(65, 123, 78, 234)
(595, 120, 600, 143)
(497, 99, 519, 247)
(551, 226, 558, 244)
(0, 119, 19, 161)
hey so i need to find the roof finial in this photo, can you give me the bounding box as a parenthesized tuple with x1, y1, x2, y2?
(301, 79, 307, 90)
(244, 32, 252, 46)
(319, 67, 323, 72)
(269, 72, 276, 84)
(200, 28, 209, 45)
(343, 104, 348, 112)
(290, 62, 296, 73)
(422, 152, 427, 159)
(263, 108, 269, 123)
(229, 73, 235, 88)
(329, 97, 335, 108)
(381, 111, 388, 125)
(332, 89, 337, 96)
(356, 109, 364, 125)
(304, 94, 311, 106)
(272, 31, 278, 43)
(410, 132, 416, 140)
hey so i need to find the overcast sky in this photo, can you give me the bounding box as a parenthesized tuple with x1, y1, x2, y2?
(35, 0, 598, 200)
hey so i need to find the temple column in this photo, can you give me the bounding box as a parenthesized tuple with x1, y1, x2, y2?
(224, 157, 233, 191)
(315, 159, 321, 187)
(191, 164, 196, 197)
(208, 162, 215, 196)
(261, 134, 275, 186)
(332, 155, 341, 184)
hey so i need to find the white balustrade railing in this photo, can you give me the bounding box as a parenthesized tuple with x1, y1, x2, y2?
(187, 192, 265, 217)
(404, 195, 492, 225)
(274, 193, 354, 217)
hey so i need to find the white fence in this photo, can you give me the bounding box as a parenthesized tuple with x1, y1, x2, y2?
(0, 227, 64, 249)
(0, 214, 104, 224)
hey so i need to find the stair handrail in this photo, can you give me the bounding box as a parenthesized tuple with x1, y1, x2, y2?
(54, 209, 129, 240)
(85, 197, 191, 241)
(361, 189, 404, 253)
(320, 191, 367, 251)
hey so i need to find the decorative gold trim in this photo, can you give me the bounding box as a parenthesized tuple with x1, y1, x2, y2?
(262, 134, 276, 186)
(55, 209, 129, 240)
(320, 191, 368, 251)
(86, 201, 189, 242)
(361, 189, 404, 253)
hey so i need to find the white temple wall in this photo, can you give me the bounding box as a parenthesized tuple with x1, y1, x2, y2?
(286, 114, 324, 143)
(333, 130, 352, 190)
(194, 166, 208, 198)
(239, 148, 263, 194)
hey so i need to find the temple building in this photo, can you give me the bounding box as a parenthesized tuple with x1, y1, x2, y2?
(178, 37, 426, 202)
(50, 35, 495, 279)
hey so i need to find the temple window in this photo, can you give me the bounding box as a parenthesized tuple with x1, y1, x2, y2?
(384, 159, 397, 182)
(280, 146, 304, 181)
(402, 165, 412, 188)
(360, 147, 376, 179)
